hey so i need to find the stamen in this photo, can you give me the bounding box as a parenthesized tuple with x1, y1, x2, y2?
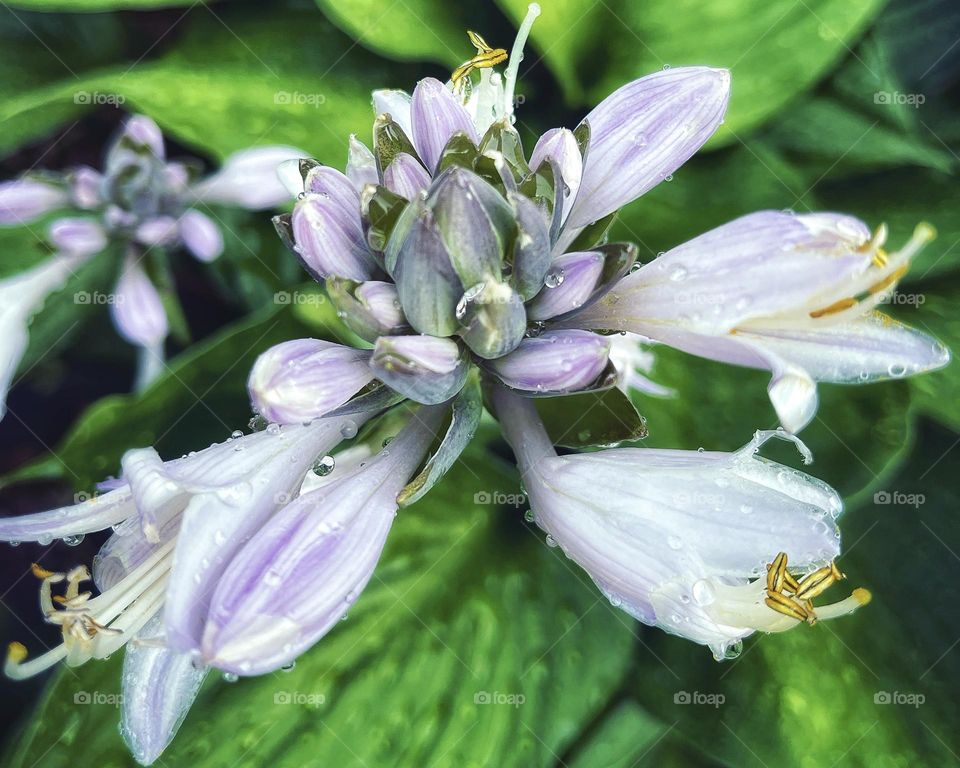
(7, 541, 177, 679)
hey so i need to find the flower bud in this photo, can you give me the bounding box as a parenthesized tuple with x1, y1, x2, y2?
(383, 153, 430, 200)
(370, 335, 469, 404)
(47, 217, 107, 256)
(0, 179, 67, 225)
(291, 193, 376, 281)
(427, 166, 514, 287)
(248, 339, 375, 424)
(490, 330, 611, 393)
(528, 250, 604, 320)
(111, 258, 169, 348)
(67, 166, 104, 210)
(179, 209, 224, 263)
(392, 201, 462, 336)
(508, 190, 553, 299)
(456, 278, 527, 359)
(326, 279, 407, 342)
(346, 135, 378, 191)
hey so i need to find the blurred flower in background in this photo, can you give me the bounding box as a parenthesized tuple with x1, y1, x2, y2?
(0, 114, 300, 409)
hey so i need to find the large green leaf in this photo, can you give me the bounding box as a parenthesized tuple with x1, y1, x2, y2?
(818, 168, 960, 282)
(5, 437, 634, 766)
(1, 7, 403, 162)
(894, 278, 960, 432)
(622, 420, 960, 766)
(593, 0, 886, 140)
(638, 346, 913, 504)
(0, 301, 319, 492)
(314, 0, 470, 67)
(2, 0, 192, 8)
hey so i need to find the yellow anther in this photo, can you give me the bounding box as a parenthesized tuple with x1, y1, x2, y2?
(810, 298, 858, 319)
(30, 563, 58, 580)
(795, 564, 843, 600)
(6, 642, 27, 664)
(867, 265, 909, 295)
(764, 589, 812, 623)
(452, 30, 508, 96)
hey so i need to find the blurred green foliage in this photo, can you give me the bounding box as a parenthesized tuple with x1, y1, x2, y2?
(0, 0, 958, 765)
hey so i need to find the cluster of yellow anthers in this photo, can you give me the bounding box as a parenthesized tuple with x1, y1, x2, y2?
(810, 223, 931, 319)
(763, 551, 867, 625)
(6, 564, 120, 677)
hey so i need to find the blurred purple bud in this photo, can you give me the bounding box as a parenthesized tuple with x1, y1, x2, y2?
(179, 209, 224, 263)
(0, 179, 67, 225)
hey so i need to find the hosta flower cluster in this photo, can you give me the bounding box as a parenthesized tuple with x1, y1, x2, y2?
(0, 5, 949, 764)
(0, 116, 300, 409)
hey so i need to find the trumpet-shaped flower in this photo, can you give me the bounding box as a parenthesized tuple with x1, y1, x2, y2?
(493, 387, 869, 658)
(574, 211, 950, 431)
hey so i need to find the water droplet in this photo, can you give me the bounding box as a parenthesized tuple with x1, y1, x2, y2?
(63, 534, 85, 547)
(340, 420, 358, 439)
(544, 267, 565, 288)
(313, 455, 336, 476)
(740, 504, 753, 515)
(887, 362, 906, 378)
(545, 534, 558, 548)
(280, 661, 296, 673)
(523, 509, 535, 523)
(266, 423, 282, 436)
(669, 266, 688, 282)
(249, 415, 267, 432)
(222, 672, 239, 683)
(667, 535, 683, 550)
(230, 430, 244, 440)
(723, 639, 743, 660)
(8, 541, 20, 548)
(692, 579, 716, 606)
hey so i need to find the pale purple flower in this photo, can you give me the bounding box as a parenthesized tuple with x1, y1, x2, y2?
(573, 212, 950, 431)
(0, 408, 438, 762)
(493, 387, 870, 659)
(0, 255, 80, 418)
(247, 338, 375, 424)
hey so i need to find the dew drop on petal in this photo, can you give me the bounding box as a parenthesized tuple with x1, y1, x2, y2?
(313, 455, 336, 476)
(523, 509, 535, 523)
(544, 268, 565, 288)
(692, 579, 716, 606)
(280, 661, 296, 673)
(222, 672, 239, 683)
(230, 430, 244, 440)
(340, 420, 358, 439)
(63, 534, 85, 547)
(545, 534, 558, 548)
